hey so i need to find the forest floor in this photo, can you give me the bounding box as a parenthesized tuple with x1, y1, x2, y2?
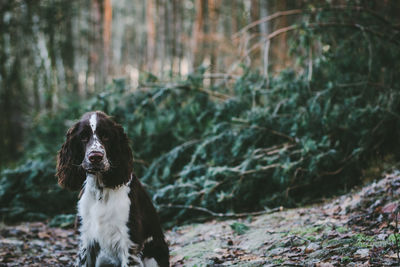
(2, 171, 400, 266)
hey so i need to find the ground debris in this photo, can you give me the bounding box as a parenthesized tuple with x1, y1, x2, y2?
(2, 172, 400, 266)
(168, 171, 400, 266)
(0, 222, 77, 266)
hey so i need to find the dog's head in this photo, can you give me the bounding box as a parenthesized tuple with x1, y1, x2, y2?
(56, 111, 133, 190)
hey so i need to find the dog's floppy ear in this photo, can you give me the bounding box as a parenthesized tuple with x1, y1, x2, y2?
(56, 122, 86, 190)
(116, 122, 133, 182)
(102, 121, 133, 188)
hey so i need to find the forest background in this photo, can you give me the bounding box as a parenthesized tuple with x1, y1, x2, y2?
(0, 0, 400, 227)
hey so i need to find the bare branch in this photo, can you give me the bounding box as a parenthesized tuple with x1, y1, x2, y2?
(233, 9, 303, 38)
(202, 73, 240, 80)
(158, 204, 283, 218)
(235, 21, 400, 69)
(234, 5, 400, 38)
(231, 117, 297, 143)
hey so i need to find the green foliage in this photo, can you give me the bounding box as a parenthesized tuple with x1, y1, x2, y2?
(49, 214, 76, 228)
(0, 160, 77, 222)
(388, 233, 400, 247)
(352, 233, 377, 248)
(230, 222, 250, 235)
(1, 5, 400, 225)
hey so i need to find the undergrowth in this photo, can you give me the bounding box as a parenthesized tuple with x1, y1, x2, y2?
(1, 2, 400, 226)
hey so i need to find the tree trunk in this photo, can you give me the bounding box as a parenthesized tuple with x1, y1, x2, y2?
(103, 0, 112, 76)
(146, 0, 156, 72)
(91, 0, 105, 92)
(192, 0, 205, 70)
(208, 0, 221, 85)
(171, 0, 177, 74)
(274, 0, 288, 71)
(260, 0, 270, 78)
(249, 0, 260, 68)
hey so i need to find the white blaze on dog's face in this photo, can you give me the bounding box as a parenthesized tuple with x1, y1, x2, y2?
(82, 113, 110, 174)
(89, 113, 97, 133)
(88, 113, 104, 154)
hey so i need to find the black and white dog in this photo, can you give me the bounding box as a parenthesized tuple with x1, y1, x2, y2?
(56, 111, 169, 267)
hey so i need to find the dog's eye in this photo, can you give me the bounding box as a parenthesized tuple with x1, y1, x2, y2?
(101, 136, 109, 142)
(81, 135, 89, 142)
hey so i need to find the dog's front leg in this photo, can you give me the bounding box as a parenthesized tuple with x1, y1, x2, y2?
(76, 244, 88, 267)
(121, 246, 144, 267)
(77, 241, 100, 267)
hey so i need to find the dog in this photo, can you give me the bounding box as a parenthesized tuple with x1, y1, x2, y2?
(56, 111, 169, 267)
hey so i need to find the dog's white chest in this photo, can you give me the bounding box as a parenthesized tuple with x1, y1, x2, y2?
(78, 176, 133, 261)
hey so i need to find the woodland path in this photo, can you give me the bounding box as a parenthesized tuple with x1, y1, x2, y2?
(1, 172, 400, 266)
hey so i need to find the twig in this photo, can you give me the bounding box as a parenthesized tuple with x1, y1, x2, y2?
(336, 81, 393, 91)
(174, 83, 231, 100)
(140, 83, 232, 101)
(253, 143, 296, 158)
(158, 204, 283, 218)
(263, 39, 270, 85)
(132, 157, 149, 166)
(236, 21, 400, 70)
(318, 166, 344, 176)
(197, 87, 231, 100)
(310, 22, 400, 46)
(289, 234, 311, 246)
(308, 46, 313, 82)
(234, 9, 303, 38)
(241, 163, 283, 175)
(395, 208, 400, 265)
(202, 73, 240, 80)
(238, 25, 298, 63)
(231, 117, 297, 143)
(233, 5, 399, 38)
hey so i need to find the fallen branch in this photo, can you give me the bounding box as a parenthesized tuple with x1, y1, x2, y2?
(203, 73, 240, 80)
(237, 25, 298, 63)
(158, 204, 283, 218)
(239, 22, 399, 65)
(132, 157, 150, 167)
(171, 83, 232, 100)
(231, 117, 297, 143)
(240, 163, 283, 175)
(233, 5, 399, 38)
(233, 9, 302, 38)
(140, 83, 232, 101)
(395, 208, 400, 265)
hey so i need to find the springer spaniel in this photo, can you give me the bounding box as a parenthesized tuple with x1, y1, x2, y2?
(56, 111, 169, 267)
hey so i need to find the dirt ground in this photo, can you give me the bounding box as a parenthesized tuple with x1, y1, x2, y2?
(2, 171, 400, 266)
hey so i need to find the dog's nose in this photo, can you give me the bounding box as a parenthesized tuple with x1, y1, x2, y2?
(88, 151, 104, 163)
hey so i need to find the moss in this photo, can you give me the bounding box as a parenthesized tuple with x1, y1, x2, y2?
(273, 259, 285, 264)
(323, 238, 353, 248)
(289, 225, 324, 237)
(388, 234, 400, 246)
(230, 222, 250, 235)
(352, 233, 376, 248)
(341, 256, 351, 263)
(336, 226, 348, 234)
(177, 239, 220, 260)
(306, 236, 317, 242)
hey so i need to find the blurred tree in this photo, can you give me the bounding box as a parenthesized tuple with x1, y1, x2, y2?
(104, 0, 112, 75)
(192, 0, 206, 70)
(1, 0, 400, 169)
(146, 0, 156, 72)
(208, 0, 221, 86)
(1, 0, 400, 224)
